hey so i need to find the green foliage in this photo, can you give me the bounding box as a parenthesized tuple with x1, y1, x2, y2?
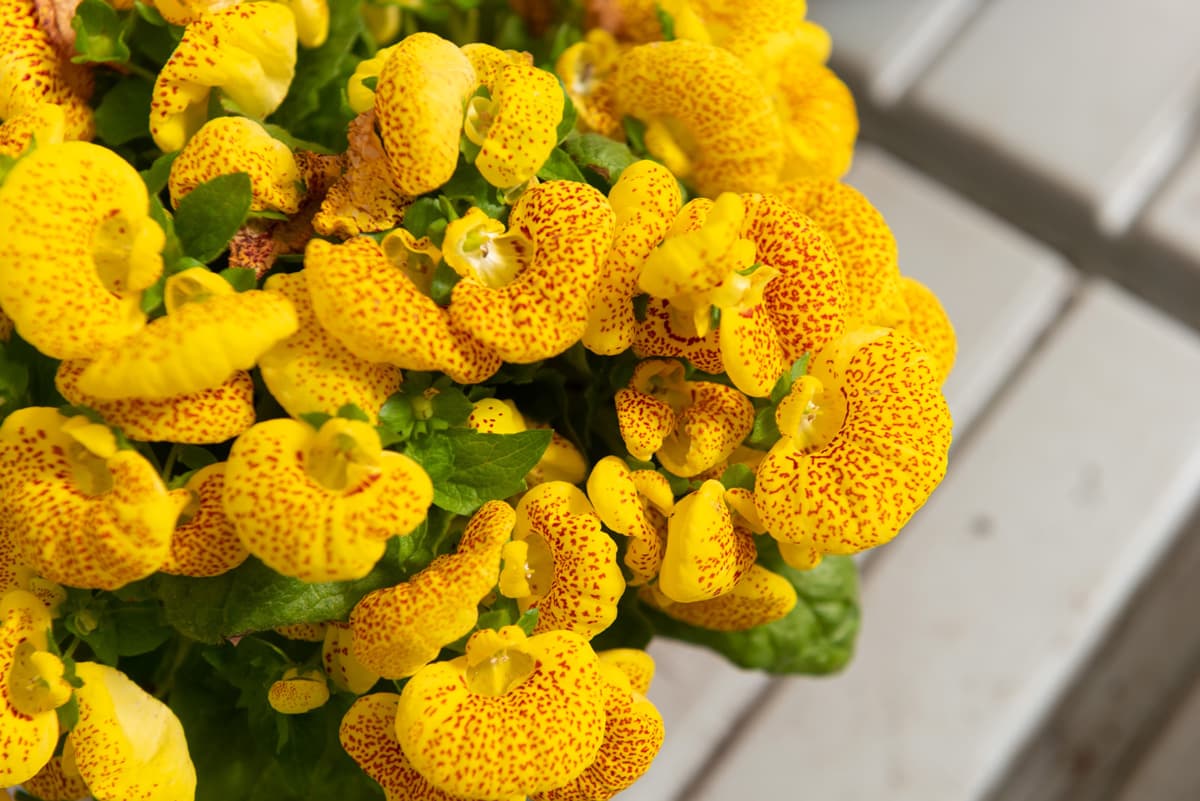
(94, 78, 154, 145)
(72, 0, 133, 64)
(62, 592, 174, 665)
(538, 147, 588, 183)
(655, 4, 676, 40)
(219, 267, 259, 292)
(173, 173, 253, 264)
(0, 342, 30, 422)
(140, 151, 179, 195)
(719, 463, 756, 491)
(646, 544, 861, 674)
(562, 133, 639, 188)
(405, 428, 552, 514)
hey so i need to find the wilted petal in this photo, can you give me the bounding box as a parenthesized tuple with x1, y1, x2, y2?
(169, 116, 303, 213)
(313, 110, 413, 238)
(160, 464, 248, 578)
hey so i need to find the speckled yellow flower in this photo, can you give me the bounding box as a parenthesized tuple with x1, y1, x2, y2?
(268, 667, 330, 714)
(313, 110, 414, 239)
(21, 756, 90, 801)
(614, 359, 754, 477)
(67, 661, 196, 801)
(555, 29, 622, 137)
(583, 160, 681, 356)
(501, 482, 625, 638)
(0, 409, 184, 590)
(893, 276, 956, 386)
(56, 360, 256, 445)
(533, 660, 664, 801)
(223, 417, 432, 582)
(774, 59, 858, 182)
(467, 399, 587, 486)
(613, 39, 784, 196)
(322, 622, 379, 694)
(0, 0, 93, 140)
(0, 103, 65, 157)
(755, 328, 953, 560)
(657, 479, 756, 603)
(374, 32, 477, 196)
(445, 181, 615, 363)
(0, 142, 162, 361)
(346, 43, 398, 113)
(259, 270, 402, 423)
(0, 590, 72, 787)
(640, 563, 797, 630)
(305, 236, 501, 384)
(586, 456, 671, 583)
(150, 3, 298, 152)
(395, 626, 607, 799)
(634, 193, 847, 397)
(77, 268, 299, 400)
(350, 501, 514, 679)
(169, 116, 304, 213)
(775, 178, 905, 327)
(160, 464, 249, 578)
(463, 57, 564, 190)
(150, 0, 236, 24)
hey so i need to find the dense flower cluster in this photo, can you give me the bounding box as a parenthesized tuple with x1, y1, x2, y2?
(0, 1, 954, 799)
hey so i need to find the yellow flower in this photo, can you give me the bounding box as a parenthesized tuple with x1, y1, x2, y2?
(555, 29, 622, 137)
(67, 661, 197, 801)
(0, 103, 66, 157)
(259, 270, 402, 423)
(0, 142, 162, 361)
(322, 622, 379, 694)
(583, 160, 682, 356)
(395, 626, 607, 799)
(639, 563, 797, 630)
(22, 756, 90, 801)
(76, 268, 299, 400)
(532, 660, 664, 801)
(151, 0, 236, 24)
(774, 59, 858, 182)
(350, 501, 514, 679)
(614, 359, 754, 477)
(500, 482, 625, 639)
(0, 590, 72, 787)
(586, 456, 671, 583)
(0, 527, 67, 614)
(613, 39, 784, 196)
(657, 479, 756, 603)
(346, 44, 398, 114)
(775, 177, 907, 327)
(445, 181, 615, 363)
(313, 110, 414, 239)
(223, 417, 433, 582)
(893, 276, 957, 386)
(467, 399, 588, 486)
(598, 648, 655, 694)
(150, 3, 298, 152)
(0, 0, 93, 140)
(755, 328, 953, 559)
(634, 193, 847, 397)
(169, 116, 304, 213)
(463, 58, 564, 190)
(374, 32, 477, 196)
(56, 360, 256, 445)
(0, 409, 184, 590)
(278, 0, 329, 47)
(267, 666, 330, 714)
(305, 236, 501, 383)
(160, 464, 249, 578)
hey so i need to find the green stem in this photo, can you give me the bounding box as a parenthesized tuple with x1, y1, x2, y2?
(161, 442, 181, 479)
(154, 639, 193, 699)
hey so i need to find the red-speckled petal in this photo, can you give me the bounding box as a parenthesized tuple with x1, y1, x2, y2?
(223, 418, 433, 582)
(150, 3, 297, 152)
(774, 178, 904, 328)
(322, 622, 379, 695)
(160, 464, 248, 578)
(260, 270, 402, 422)
(68, 661, 197, 801)
(775, 58, 858, 181)
(267, 667, 329, 714)
(0, 590, 62, 787)
(658, 480, 755, 602)
(640, 562, 797, 630)
(597, 648, 656, 695)
(613, 388, 674, 462)
(632, 299, 724, 372)
(508, 482, 625, 638)
(755, 328, 952, 554)
(894, 276, 956, 386)
(169, 116, 303, 213)
(395, 627, 606, 799)
(375, 32, 476, 195)
(718, 302, 787, 397)
(657, 382, 754, 477)
(0, 0, 93, 139)
(57, 361, 255, 445)
(306, 237, 501, 384)
(0, 142, 161, 361)
(351, 501, 513, 679)
(613, 40, 783, 196)
(0, 103, 65, 157)
(471, 63, 563, 189)
(448, 181, 615, 363)
(22, 755, 90, 801)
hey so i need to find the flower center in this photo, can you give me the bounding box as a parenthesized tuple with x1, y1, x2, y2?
(8, 642, 72, 716)
(93, 210, 163, 296)
(498, 534, 555, 603)
(776, 375, 844, 451)
(306, 419, 384, 492)
(381, 229, 440, 296)
(443, 207, 533, 289)
(62, 416, 118, 496)
(463, 93, 499, 147)
(632, 359, 690, 412)
(464, 627, 536, 697)
(164, 267, 235, 315)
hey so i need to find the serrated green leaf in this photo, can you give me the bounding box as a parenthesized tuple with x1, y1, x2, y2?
(94, 78, 154, 145)
(562, 132, 638, 187)
(218, 267, 258, 292)
(173, 173, 253, 263)
(405, 428, 551, 514)
(647, 546, 860, 674)
(429, 386, 474, 427)
(537, 147, 587, 183)
(71, 0, 132, 64)
(140, 151, 178, 195)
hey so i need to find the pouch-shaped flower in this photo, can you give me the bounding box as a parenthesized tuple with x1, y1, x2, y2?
(0, 0, 93, 140)
(169, 116, 304, 213)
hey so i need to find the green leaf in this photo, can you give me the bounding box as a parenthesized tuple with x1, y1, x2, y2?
(427, 260, 461, 305)
(719, 463, 756, 491)
(747, 404, 782, 450)
(0, 345, 31, 422)
(299, 411, 333, 430)
(556, 86, 578, 143)
(177, 444, 217, 470)
(647, 546, 861, 674)
(429, 385, 474, 428)
(260, 123, 337, 156)
(401, 197, 446, 238)
(94, 78, 154, 145)
(360, 75, 378, 91)
(111, 601, 173, 656)
(0, 153, 16, 187)
(56, 695, 81, 732)
(133, 0, 167, 25)
(623, 116, 648, 155)
(71, 0, 132, 64)
(655, 4, 676, 39)
(155, 540, 421, 643)
(405, 428, 552, 514)
(441, 160, 506, 218)
(173, 173, 253, 264)
(378, 393, 415, 440)
(140, 151, 178, 195)
(219, 267, 258, 292)
(537, 147, 587, 183)
(562, 133, 638, 187)
(769, 353, 810, 404)
(336, 404, 371, 422)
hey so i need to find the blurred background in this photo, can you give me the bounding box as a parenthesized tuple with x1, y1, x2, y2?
(626, 1, 1200, 799)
